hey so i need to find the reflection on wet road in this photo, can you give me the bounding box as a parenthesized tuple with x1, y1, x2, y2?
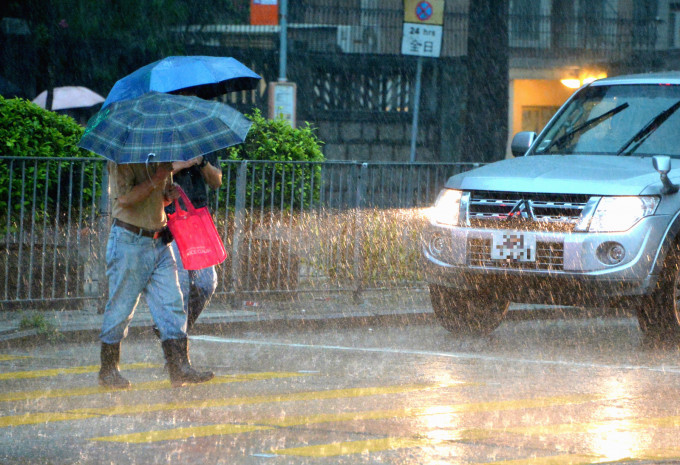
(1, 312, 679, 464)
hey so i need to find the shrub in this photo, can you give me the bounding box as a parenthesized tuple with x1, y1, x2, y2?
(224, 109, 325, 210)
(0, 96, 102, 225)
(18, 312, 63, 342)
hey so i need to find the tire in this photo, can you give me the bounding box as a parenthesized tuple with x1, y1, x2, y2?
(636, 244, 680, 340)
(428, 284, 509, 335)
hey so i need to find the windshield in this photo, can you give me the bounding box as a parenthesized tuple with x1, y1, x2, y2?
(532, 84, 680, 157)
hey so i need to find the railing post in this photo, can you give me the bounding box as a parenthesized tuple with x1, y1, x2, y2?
(352, 163, 368, 304)
(230, 161, 248, 308)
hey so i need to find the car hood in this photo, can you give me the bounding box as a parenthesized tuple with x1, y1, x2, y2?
(447, 155, 670, 196)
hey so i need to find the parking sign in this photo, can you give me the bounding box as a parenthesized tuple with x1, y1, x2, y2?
(401, 0, 444, 58)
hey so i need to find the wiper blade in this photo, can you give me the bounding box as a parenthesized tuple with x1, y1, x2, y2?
(617, 99, 680, 155)
(540, 102, 629, 153)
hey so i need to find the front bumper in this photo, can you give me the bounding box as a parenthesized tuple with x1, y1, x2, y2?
(422, 215, 669, 303)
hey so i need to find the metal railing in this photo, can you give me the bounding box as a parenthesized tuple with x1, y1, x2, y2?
(0, 157, 479, 309)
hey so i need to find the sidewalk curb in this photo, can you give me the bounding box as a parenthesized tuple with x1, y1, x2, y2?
(0, 308, 435, 349)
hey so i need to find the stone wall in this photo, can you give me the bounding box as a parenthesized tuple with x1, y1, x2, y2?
(316, 120, 439, 162)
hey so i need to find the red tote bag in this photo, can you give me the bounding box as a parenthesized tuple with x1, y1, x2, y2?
(166, 185, 227, 270)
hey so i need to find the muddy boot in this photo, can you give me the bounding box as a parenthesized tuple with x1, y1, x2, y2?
(98, 342, 131, 389)
(161, 337, 214, 388)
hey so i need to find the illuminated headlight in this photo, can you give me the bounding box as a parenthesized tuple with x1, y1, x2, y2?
(430, 189, 464, 226)
(579, 196, 659, 232)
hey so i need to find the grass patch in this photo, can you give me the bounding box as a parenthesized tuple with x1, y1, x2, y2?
(18, 313, 64, 343)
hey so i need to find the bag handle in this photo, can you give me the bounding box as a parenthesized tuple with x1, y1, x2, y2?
(172, 184, 197, 215)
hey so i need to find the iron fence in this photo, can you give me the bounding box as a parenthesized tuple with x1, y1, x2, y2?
(0, 157, 478, 309)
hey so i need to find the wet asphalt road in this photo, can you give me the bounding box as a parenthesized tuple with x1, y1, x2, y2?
(1, 311, 680, 465)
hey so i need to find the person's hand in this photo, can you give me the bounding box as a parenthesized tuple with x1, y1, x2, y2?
(164, 183, 181, 201)
(172, 156, 203, 173)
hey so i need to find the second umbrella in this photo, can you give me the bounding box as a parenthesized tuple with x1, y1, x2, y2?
(103, 56, 261, 108)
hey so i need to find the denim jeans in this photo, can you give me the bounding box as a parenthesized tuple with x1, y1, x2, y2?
(171, 240, 217, 329)
(100, 225, 187, 344)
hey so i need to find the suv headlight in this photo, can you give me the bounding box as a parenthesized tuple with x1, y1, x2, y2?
(578, 196, 659, 232)
(430, 189, 464, 226)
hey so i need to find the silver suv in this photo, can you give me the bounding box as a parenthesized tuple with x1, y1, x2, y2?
(423, 72, 680, 338)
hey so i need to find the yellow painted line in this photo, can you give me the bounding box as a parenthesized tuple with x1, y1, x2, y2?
(0, 355, 31, 361)
(465, 414, 680, 439)
(2, 382, 445, 428)
(93, 424, 273, 444)
(273, 437, 431, 457)
(482, 451, 680, 465)
(635, 448, 680, 460)
(479, 454, 604, 465)
(0, 363, 157, 380)
(1, 411, 100, 427)
(267, 393, 602, 428)
(89, 393, 600, 443)
(0, 372, 305, 403)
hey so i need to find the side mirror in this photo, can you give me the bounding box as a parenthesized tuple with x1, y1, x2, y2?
(653, 156, 678, 194)
(653, 155, 671, 174)
(510, 132, 536, 157)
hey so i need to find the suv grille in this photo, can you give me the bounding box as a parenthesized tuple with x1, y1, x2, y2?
(467, 238, 565, 271)
(467, 191, 590, 232)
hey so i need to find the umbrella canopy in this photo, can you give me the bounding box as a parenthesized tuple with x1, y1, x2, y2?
(33, 86, 105, 110)
(78, 92, 252, 164)
(103, 56, 261, 108)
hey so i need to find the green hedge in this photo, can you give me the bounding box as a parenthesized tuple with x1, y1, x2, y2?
(0, 97, 101, 224)
(225, 109, 325, 210)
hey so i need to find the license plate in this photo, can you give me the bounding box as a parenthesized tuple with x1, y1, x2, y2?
(490, 232, 536, 262)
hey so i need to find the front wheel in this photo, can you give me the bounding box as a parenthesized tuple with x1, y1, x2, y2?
(636, 245, 680, 340)
(429, 284, 509, 335)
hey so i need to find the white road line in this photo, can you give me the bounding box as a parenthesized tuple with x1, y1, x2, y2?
(191, 335, 680, 374)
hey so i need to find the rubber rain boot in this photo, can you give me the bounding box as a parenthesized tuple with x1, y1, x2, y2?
(161, 337, 214, 387)
(98, 342, 131, 389)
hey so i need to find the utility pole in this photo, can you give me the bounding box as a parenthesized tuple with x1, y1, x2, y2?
(279, 0, 288, 81)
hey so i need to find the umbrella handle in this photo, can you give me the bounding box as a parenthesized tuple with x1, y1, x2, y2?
(145, 153, 156, 184)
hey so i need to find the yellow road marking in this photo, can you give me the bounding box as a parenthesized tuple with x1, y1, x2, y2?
(273, 442, 602, 461)
(89, 393, 599, 443)
(0, 355, 31, 361)
(463, 414, 680, 439)
(635, 448, 680, 460)
(0, 372, 304, 403)
(266, 394, 601, 428)
(479, 450, 680, 465)
(273, 437, 432, 457)
(94, 424, 273, 444)
(2, 382, 445, 428)
(479, 454, 605, 465)
(0, 363, 157, 380)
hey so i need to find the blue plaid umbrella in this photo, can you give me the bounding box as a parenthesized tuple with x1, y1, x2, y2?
(78, 92, 252, 164)
(102, 56, 261, 108)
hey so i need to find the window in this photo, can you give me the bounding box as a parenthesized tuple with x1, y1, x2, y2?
(510, 0, 541, 42)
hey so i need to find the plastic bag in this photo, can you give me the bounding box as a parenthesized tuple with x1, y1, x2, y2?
(167, 185, 227, 270)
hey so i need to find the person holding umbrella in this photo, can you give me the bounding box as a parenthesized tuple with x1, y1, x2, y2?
(103, 56, 261, 335)
(98, 160, 215, 389)
(79, 91, 252, 389)
(165, 149, 222, 333)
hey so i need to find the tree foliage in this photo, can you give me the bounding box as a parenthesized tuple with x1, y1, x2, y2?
(0, 0, 249, 97)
